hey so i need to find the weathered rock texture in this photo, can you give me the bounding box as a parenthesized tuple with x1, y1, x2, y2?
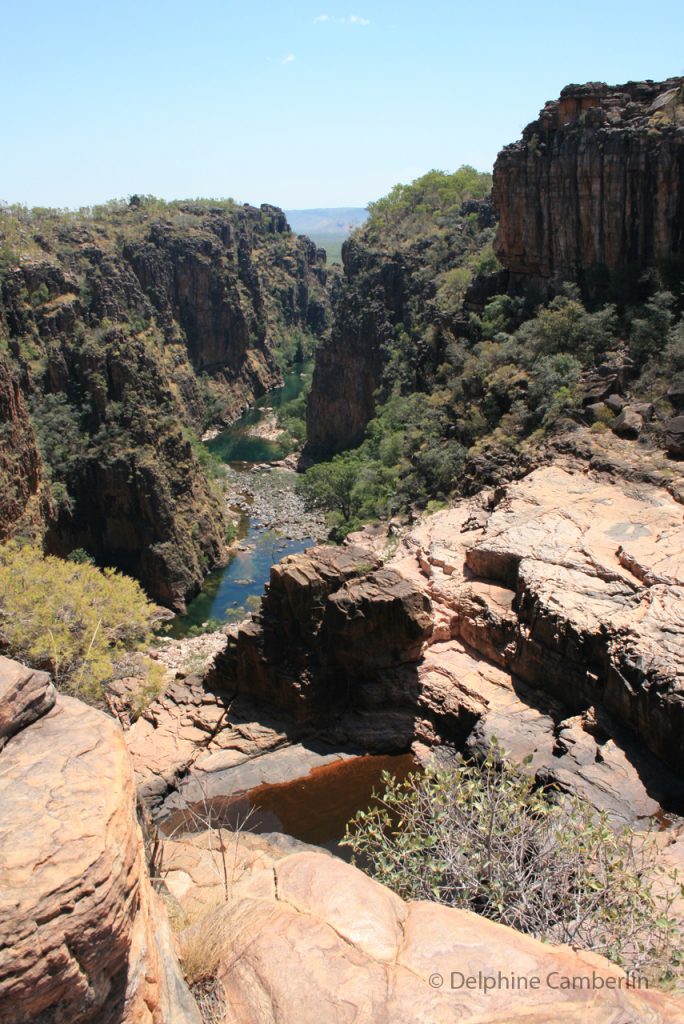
(0, 655, 55, 750)
(220, 544, 432, 720)
(0, 657, 199, 1024)
(0, 201, 329, 607)
(494, 78, 684, 294)
(134, 457, 684, 827)
(376, 461, 684, 822)
(161, 836, 684, 1024)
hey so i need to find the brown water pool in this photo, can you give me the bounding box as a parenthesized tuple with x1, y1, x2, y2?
(160, 752, 419, 859)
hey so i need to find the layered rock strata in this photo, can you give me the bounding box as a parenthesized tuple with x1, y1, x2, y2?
(494, 78, 684, 294)
(0, 657, 198, 1024)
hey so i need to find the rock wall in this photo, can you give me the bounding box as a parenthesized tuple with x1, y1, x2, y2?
(0, 201, 329, 608)
(0, 349, 47, 540)
(305, 200, 495, 458)
(493, 78, 684, 295)
(305, 240, 408, 456)
(0, 656, 199, 1024)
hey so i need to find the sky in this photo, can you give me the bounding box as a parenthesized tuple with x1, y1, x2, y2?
(2, 0, 683, 211)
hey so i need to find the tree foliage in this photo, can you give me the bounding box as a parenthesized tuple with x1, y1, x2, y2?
(0, 542, 155, 699)
(366, 167, 492, 243)
(343, 749, 682, 984)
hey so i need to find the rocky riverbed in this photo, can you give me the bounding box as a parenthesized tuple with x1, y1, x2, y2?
(225, 464, 327, 543)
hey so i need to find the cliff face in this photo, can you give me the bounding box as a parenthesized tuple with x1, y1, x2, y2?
(0, 349, 48, 539)
(493, 78, 684, 295)
(305, 240, 410, 455)
(306, 196, 495, 458)
(0, 200, 329, 607)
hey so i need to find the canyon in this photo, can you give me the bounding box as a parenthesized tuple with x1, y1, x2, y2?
(1, 75, 684, 1024)
(0, 200, 329, 608)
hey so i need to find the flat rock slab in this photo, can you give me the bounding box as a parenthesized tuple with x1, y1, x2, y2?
(174, 846, 684, 1024)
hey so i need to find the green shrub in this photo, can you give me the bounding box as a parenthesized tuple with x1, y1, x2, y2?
(343, 748, 682, 984)
(0, 542, 155, 699)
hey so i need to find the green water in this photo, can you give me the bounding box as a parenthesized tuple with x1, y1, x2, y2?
(206, 362, 311, 463)
(165, 363, 315, 638)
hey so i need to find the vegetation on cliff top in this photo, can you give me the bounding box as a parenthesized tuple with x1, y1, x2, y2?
(365, 166, 492, 246)
(301, 167, 684, 538)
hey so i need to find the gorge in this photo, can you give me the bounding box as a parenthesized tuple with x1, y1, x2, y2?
(1, 74, 684, 1024)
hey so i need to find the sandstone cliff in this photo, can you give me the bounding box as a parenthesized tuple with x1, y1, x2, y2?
(493, 78, 684, 296)
(305, 184, 495, 457)
(0, 199, 329, 607)
(0, 656, 200, 1024)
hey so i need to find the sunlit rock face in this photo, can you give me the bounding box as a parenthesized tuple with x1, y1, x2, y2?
(494, 78, 684, 296)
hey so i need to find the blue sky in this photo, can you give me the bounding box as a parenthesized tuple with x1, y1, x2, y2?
(2, 0, 683, 210)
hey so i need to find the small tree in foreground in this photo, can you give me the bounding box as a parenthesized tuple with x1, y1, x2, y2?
(0, 542, 155, 700)
(343, 748, 682, 985)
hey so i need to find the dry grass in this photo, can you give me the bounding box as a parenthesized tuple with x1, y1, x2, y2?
(178, 904, 228, 988)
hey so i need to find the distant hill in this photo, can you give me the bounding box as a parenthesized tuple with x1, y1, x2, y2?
(285, 207, 369, 263)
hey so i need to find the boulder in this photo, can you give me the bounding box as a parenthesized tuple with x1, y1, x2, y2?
(0, 655, 55, 750)
(664, 415, 684, 457)
(605, 393, 626, 413)
(612, 405, 643, 438)
(666, 383, 684, 409)
(0, 680, 198, 1024)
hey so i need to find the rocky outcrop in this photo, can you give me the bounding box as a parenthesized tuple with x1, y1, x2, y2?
(375, 461, 684, 822)
(160, 835, 684, 1024)
(222, 544, 432, 720)
(0, 656, 198, 1024)
(493, 78, 684, 295)
(0, 655, 55, 750)
(135, 458, 683, 827)
(0, 201, 330, 607)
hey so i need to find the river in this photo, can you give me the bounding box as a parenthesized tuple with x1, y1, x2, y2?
(158, 363, 414, 853)
(165, 362, 327, 638)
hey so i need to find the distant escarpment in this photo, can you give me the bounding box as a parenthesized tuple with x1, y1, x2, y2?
(305, 169, 496, 457)
(494, 78, 684, 297)
(0, 199, 329, 608)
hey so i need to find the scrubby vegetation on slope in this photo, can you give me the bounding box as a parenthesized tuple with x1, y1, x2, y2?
(301, 169, 684, 539)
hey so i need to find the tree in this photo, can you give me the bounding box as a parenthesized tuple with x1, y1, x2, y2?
(343, 748, 682, 983)
(297, 453, 360, 521)
(0, 542, 155, 699)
